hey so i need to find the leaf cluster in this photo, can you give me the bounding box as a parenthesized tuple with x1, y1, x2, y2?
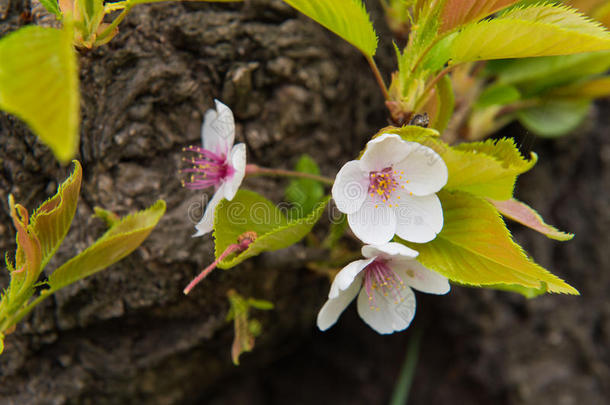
(0, 162, 165, 352)
(225, 289, 273, 365)
(281, 0, 609, 133)
(382, 125, 577, 297)
(210, 154, 330, 269)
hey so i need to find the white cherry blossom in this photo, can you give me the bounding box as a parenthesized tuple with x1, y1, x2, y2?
(332, 133, 448, 245)
(317, 242, 450, 334)
(182, 100, 246, 237)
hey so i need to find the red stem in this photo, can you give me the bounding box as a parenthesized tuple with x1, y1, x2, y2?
(183, 244, 240, 295)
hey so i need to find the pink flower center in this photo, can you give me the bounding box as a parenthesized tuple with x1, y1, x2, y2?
(181, 146, 235, 190)
(368, 167, 411, 205)
(363, 259, 406, 309)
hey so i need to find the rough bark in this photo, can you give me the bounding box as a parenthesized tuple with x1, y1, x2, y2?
(1, 1, 608, 404)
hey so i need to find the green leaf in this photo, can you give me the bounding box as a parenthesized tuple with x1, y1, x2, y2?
(322, 213, 347, 249)
(450, 5, 610, 64)
(47, 200, 166, 291)
(385, 126, 536, 199)
(214, 190, 329, 269)
(285, 155, 325, 217)
(226, 289, 253, 365)
(439, 0, 521, 33)
(30, 161, 82, 270)
(488, 52, 610, 96)
(488, 198, 573, 240)
(400, 191, 578, 294)
(430, 74, 454, 132)
(247, 298, 274, 310)
(422, 32, 457, 72)
(282, 0, 378, 57)
(549, 76, 610, 99)
(475, 84, 521, 108)
(92, 207, 121, 228)
(40, 0, 61, 16)
(516, 98, 590, 137)
(0, 24, 79, 164)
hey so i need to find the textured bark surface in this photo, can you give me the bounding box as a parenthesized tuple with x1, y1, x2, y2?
(1, 1, 609, 404)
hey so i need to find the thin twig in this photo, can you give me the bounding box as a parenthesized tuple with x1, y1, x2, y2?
(366, 56, 391, 101)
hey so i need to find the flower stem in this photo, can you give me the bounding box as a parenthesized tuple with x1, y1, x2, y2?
(366, 56, 390, 101)
(245, 164, 334, 186)
(183, 232, 257, 295)
(96, 5, 132, 43)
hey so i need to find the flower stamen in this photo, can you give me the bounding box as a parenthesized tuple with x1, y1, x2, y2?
(363, 259, 406, 309)
(368, 167, 409, 204)
(180, 145, 235, 190)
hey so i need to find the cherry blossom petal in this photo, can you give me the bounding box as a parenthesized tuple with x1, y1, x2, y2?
(356, 285, 416, 334)
(393, 192, 443, 243)
(202, 100, 235, 157)
(390, 259, 450, 295)
(317, 275, 362, 331)
(393, 143, 448, 196)
(360, 133, 414, 172)
(223, 143, 246, 201)
(193, 184, 226, 237)
(348, 201, 396, 245)
(361, 242, 419, 260)
(331, 160, 368, 214)
(329, 258, 374, 299)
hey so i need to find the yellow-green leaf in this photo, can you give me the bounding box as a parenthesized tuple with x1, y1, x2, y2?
(7, 197, 43, 289)
(400, 191, 578, 294)
(214, 190, 329, 269)
(385, 127, 536, 199)
(549, 76, 610, 98)
(30, 161, 82, 269)
(450, 4, 610, 63)
(282, 0, 378, 57)
(429, 74, 454, 132)
(488, 198, 574, 241)
(40, 0, 61, 16)
(47, 200, 166, 291)
(480, 282, 547, 298)
(0, 24, 79, 164)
